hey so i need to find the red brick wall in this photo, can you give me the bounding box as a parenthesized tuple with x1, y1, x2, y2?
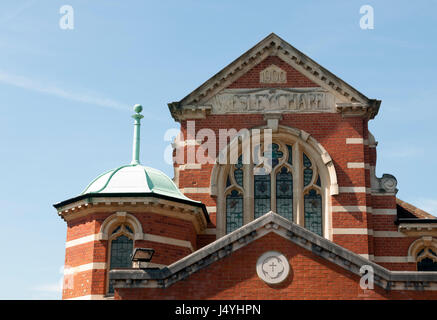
(174, 51, 410, 266)
(62, 208, 200, 299)
(115, 233, 435, 300)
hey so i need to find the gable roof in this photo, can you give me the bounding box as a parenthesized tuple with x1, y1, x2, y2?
(111, 211, 437, 291)
(397, 198, 436, 220)
(168, 33, 381, 121)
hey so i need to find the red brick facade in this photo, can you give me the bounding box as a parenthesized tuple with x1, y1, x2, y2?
(115, 233, 437, 300)
(56, 33, 436, 300)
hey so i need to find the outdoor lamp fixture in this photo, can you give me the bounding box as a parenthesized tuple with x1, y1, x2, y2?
(131, 248, 155, 269)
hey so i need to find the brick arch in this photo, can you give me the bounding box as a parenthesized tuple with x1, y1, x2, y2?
(210, 124, 338, 239)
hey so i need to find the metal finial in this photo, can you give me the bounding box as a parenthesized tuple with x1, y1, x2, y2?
(131, 104, 143, 165)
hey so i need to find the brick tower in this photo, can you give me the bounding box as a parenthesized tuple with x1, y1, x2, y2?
(54, 105, 209, 299)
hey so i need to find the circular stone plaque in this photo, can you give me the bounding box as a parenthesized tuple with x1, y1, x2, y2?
(256, 251, 290, 284)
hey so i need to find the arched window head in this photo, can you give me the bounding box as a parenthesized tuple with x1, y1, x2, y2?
(417, 248, 437, 271)
(223, 139, 325, 237)
(408, 237, 437, 272)
(107, 224, 134, 294)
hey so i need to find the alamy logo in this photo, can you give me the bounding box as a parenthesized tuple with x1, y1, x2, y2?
(360, 5, 374, 30)
(359, 265, 374, 290)
(164, 121, 274, 174)
(59, 5, 74, 30)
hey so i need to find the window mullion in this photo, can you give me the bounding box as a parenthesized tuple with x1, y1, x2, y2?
(271, 168, 276, 213)
(243, 162, 253, 224)
(294, 143, 303, 225)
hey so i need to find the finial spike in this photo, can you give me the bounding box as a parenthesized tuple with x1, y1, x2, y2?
(131, 104, 144, 165)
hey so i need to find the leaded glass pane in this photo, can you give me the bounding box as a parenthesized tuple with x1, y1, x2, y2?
(226, 190, 243, 234)
(304, 189, 322, 236)
(125, 225, 133, 234)
(226, 175, 231, 187)
(316, 175, 321, 187)
(111, 225, 121, 234)
(264, 143, 283, 168)
(303, 153, 312, 167)
(236, 155, 243, 169)
(109, 235, 133, 293)
(276, 167, 293, 220)
(234, 169, 243, 187)
(286, 145, 292, 165)
(303, 153, 313, 186)
(254, 174, 271, 218)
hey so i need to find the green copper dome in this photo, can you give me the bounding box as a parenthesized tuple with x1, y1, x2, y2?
(54, 104, 207, 218)
(80, 104, 195, 203)
(81, 163, 193, 202)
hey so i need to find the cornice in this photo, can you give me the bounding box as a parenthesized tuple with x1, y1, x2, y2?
(168, 33, 380, 122)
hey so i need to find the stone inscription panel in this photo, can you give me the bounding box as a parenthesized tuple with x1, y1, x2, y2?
(205, 88, 335, 114)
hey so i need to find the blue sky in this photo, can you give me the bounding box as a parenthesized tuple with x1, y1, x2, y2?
(0, 0, 436, 299)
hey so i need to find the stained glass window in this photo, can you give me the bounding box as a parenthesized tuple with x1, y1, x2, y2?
(287, 145, 292, 165)
(303, 153, 313, 186)
(226, 175, 231, 188)
(111, 225, 121, 234)
(276, 167, 293, 220)
(226, 190, 243, 233)
(224, 142, 324, 237)
(234, 156, 243, 187)
(417, 257, 437, 271)
(264, 143, 283, 168)
(108, 235, 133, 293)
(254, 174, 271, 219)
(304, 189, 322, 236)
(316, 175, 321, 187)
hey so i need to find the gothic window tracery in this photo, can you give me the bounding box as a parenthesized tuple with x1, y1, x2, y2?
(417, 247, 437, 271)
(224, 140, 324, 236)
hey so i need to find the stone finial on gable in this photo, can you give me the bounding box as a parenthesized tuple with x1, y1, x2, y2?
(260, 64, 287, 84)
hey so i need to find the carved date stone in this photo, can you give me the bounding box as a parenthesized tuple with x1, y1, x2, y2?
(260, 65, 287, 84)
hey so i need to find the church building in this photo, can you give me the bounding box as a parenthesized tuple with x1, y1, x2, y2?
(54, 33, 437, 300)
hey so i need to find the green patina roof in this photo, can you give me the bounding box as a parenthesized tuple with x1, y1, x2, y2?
(55, 104, 203, 208)
(81, 163, 194, 202)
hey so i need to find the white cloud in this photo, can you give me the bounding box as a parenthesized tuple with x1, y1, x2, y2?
(0, 70, 130, 111)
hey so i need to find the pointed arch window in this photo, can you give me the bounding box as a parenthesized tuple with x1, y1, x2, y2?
(224, 141, 325, 237)
(107, 224, 134, 294)
(417, 248, 437, 271)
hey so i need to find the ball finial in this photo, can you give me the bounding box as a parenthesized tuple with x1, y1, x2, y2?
(134, 104, 143, 113)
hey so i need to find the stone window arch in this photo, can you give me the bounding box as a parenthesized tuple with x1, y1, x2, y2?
(100, 212, 143, 295)
(408, 237, 437, 271)
(212, 126, 338, 239)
